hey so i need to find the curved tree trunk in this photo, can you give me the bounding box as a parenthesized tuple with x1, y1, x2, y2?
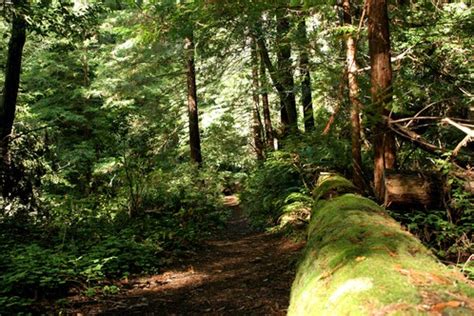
(367, 0, 396, 200)
(0, 0, 27, 198)
(343, 0, 364, 190)
(184, 32, 202, 166)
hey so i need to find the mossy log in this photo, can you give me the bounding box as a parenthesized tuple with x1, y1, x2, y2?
(289, 176, 473, 315)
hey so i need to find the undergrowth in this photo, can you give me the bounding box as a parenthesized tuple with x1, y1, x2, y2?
(240, 131, 352, 231)
(0, 164, 228, 313)
(388, 162, 473, 278)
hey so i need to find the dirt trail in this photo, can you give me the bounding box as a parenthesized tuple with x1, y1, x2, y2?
(68, 196, 304, 315)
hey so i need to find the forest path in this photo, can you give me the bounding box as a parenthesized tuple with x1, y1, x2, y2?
(69, 196, 304, 315)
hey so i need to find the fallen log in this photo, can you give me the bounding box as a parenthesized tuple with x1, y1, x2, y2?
(383, 171, 445, 209)
(288, 175, 474, 315)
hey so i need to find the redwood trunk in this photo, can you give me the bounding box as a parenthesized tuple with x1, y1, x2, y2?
(298, 19, 314, 132)
(276, 7, 298, 134)
(256, 35, 286, 138)
(343, 0, 364, 189)
(260, 57, 274, 149)
(184, 33, 202, 165)
(0, 0, 27, 198)
(250, 37, 265, 160)
(367, 0, 396, 200)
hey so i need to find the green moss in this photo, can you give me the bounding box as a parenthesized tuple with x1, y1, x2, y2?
(312, 174, 358, 202)
(289, 192, 474, 315)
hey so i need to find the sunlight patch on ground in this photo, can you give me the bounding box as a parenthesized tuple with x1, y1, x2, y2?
(133, 268, 210, 292)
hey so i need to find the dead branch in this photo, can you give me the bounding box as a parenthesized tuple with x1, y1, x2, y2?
(442, 118, 474, 137)
(441, 118, 474, 158)
(389, 116, 474, 125)
(389, 116, 441, 124)
(453, 135, 472, 158)
(6, 125, 51, 142)
(389, 116, 473, 169)
(389, 123, 445, 154)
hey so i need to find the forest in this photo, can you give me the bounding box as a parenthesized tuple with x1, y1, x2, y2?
(0, 0, 473, 314)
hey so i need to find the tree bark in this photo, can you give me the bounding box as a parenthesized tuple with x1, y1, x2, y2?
(255, 33, 291, 142)
(250, 37, 265, 161)
(0, 0, 27, 198)
(276, 7, 298, 134)
(384, 171, 445, 209)
(184, 33, 202, 165)
(260, 57, 274, 149)
(297, 19, 315, 132)
(343, 0, 364, 190)
(367, 0, 396, 200)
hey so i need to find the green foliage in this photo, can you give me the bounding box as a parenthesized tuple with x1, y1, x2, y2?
(240, 130, 354, 229)
(390, 158, 473, 266)
(390, 208, 472, 261)
(240, 151, 307, 228)
(1, 7, 232, 312)
(281, 130, 352, 176)
(0, 170, 227, 312)
(390, 3, 473, 163)
(282, 192, 313, 214)
(202, 114, 251, 172)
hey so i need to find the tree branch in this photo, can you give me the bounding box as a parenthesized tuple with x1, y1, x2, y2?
(389, 123, 446, 155)
(442, 118, 474, 137)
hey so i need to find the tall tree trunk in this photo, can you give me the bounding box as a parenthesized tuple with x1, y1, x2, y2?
(260, 56, 274, 149)
(343, 0, 364, 189)
(297, 19, 315, 132)
(367, 0, 397, 200)
(250, 37, 265, 161)
(276, 7, 298, 134)
(255, 34, 287, 143)
(184, 33, 202, 165)
(0, 0, 27, 198)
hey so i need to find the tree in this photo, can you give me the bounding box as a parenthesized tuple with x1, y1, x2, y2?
(184, 31, 203, 165)
(259, 56, 274, 149)
(0, 0, 27, 198)
(250, 37, 265, 160)
(275, 5, 298, 134)
(297, 18, 315, 132)
(342, 0, 364, 189)
(254, 9, 298, 138)
(367, 0, 396, 200)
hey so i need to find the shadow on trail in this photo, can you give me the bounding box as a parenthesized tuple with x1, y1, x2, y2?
(68, 196, 304, 315)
